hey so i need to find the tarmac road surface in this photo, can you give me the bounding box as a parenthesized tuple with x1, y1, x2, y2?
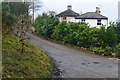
(27, 33, 119, 78)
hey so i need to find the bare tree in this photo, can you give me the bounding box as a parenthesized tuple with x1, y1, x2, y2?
(15, 14, 32, 53)
(24, 0, 42, 24)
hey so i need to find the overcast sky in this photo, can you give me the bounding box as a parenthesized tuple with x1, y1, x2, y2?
(36, 0, 120, 22)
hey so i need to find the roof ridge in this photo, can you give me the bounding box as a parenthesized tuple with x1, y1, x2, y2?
(57, 9, 79, 17)
(75, 12, 108, 19)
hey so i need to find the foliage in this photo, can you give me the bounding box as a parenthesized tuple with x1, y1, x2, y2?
(34, 14, 119, 57)
(2, 12, 16, 33)
(98, 25, 118, 48)
(34, 13, 59, 38)
(2, 1, 52, 78)
(115, 43, 120, 57)
(9, 2, 29, 16)
(51, 22, 69, 42)
(30, 27, 36, 33)
(2, 2, 15, 33)
(105, 26, 118, 47)
(58, 22, 117, 51)
(115, 22, 120, 42)
(2, 2, 33, 53)
(2, 33, 52, 78)
(2, 2, 30, 33)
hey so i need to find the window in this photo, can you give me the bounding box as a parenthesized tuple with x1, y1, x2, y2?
(81, 19, 85, 23)
(63, 17, 66, 20)
(97, 20, 101, 25)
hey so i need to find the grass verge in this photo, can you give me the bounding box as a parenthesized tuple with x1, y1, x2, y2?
(2, 33, 52, 78)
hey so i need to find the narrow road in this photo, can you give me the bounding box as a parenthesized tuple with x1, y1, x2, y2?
(27, 33, 118, 78)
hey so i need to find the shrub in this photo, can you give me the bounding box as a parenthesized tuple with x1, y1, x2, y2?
(34, 13, 59, 38)
(30, 27, 36, 33)
(115, 43, 120, 58)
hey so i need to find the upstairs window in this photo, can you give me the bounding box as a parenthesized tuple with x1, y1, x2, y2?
(97, 20, 101, 25)
(81, 19, 85, 23)
(63, 17, 66, 20)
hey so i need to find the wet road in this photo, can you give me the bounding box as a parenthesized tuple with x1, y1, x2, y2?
(27, 33, 118, 78)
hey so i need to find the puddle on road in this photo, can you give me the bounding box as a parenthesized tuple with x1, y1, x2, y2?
(93, 62, 100, 64)
(81, 62, 90, 65)
(81, 62, 100, 65)
(81, 63, 86, 65)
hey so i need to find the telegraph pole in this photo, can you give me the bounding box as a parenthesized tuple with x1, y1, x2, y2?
(33, 1, 34, 24)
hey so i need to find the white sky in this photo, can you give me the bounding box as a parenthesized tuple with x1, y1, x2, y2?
(36, 0, 120, 22)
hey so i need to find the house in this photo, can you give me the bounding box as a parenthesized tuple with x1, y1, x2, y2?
(75, 11, 108, 28)
(57, 5, 108, 28)
(56, 5, 79, 23)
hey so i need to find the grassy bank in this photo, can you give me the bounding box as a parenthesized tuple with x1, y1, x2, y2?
(0, 33, 2, 78)
(2, 33, 52, 78)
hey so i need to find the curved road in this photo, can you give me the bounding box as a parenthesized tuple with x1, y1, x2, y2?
(27, 33, 118, 78)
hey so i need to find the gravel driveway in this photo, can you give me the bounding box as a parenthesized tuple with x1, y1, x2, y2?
(27, 33, 119, 78)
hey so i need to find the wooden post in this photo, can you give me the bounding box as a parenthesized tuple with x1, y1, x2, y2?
(33, 2, 34, 24)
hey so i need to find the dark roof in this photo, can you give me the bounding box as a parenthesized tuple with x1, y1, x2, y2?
(57, 9, 79, 17)
(75, 12, 108, 19)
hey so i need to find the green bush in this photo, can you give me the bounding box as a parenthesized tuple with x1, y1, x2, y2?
(34, 14, 119, 56)
(34, 13, 59, 38)
(115, 43, 120, 57)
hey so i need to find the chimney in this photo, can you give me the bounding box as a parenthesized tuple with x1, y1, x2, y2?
(80, 10, 82, 15)
(67, 5, 72, 10)
(95, 7, 101, 13)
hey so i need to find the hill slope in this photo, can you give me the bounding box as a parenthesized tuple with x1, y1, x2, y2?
(2, 33, 52, 78)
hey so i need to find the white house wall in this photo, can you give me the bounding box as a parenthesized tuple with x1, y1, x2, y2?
(59, 17, 63, 22)
(58, 17, 76, 22)
(101, 20, 108, 28)
(86, 19, 108, 28)
(58, 17, 108, 28)
(66, 17, 76, 22)
(76, 19, 108, 28)
(86, 19, 98, 27)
